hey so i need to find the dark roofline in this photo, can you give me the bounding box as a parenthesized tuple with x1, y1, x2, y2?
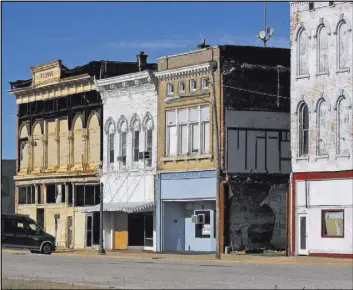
(9, 60, 157, 90)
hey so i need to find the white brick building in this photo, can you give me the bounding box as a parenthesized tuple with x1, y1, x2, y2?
(290, 2, 353, 258)
(86, 54, 158, 251)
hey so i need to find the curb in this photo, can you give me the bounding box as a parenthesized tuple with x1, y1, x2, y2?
(2, 249, 352, 267)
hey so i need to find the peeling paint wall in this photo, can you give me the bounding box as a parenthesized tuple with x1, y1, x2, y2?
(290, 1, 353, 173)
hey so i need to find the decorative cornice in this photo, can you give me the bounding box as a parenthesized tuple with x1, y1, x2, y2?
(154, 62, 212, 81)
(97, 71, 153, 87)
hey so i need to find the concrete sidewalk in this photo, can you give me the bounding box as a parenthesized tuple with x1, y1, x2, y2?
(3, 248, 352, 267)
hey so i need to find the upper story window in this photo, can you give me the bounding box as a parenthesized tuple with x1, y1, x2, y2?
(167, 83, 174, 95)
(316, 98, 329, 156)
(165, 105, 210, 157)
(189, 79, 197, 92)
(201, 78, 209, 90)
(297, 27, 309, 76)
(336, 95, 350, 155)
(104, 118, 116, 166)
(329, 2, 334, 7)
(337, 20, 350, 71)
(317, 24, 329, 74)
(118, 118, 128, 167)
(18, 186, 35, 205)
(132, 120, 140, 166)
(178, 81, 185, 94)
(309, 2, 314, 10)
(108, 133, 115, 164)
(144, 117, 153, 167)
(298, 102, 309, 156)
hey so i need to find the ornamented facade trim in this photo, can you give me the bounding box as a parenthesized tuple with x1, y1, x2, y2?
(154, 62, 212, 81)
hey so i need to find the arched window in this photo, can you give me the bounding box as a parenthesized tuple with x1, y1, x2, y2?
(336, 96, 349, 154)
(317, 25, 329, 73)
(118, 118, 128, 168)
(337, 21, 349, 70)
(316, 98, 329, 155)
(298, 102, 309, 156)
(108, 124, 115, 164)
(131, 119, 140, 168)
(144, 117, 153, 167)
(298, 28, 309, 76)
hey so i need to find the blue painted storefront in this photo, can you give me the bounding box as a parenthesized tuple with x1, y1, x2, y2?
(156, 170, 216, 252)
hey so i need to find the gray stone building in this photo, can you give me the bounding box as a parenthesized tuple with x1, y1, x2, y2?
(2, 159, 16, 213)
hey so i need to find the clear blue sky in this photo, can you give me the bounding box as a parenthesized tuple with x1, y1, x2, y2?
(2, 1, 290, 159)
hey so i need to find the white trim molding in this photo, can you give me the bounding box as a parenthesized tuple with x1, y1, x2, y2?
(154, 62, 213, 81)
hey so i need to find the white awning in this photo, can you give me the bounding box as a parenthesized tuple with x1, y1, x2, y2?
(78, 201, 155, 214)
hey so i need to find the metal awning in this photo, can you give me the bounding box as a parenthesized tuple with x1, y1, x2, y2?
(78, 201, 155, 214)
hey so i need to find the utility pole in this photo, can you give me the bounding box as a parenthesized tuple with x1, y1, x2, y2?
(209, 61, 221, 260)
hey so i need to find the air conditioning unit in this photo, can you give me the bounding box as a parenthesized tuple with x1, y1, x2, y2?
(191, 214, 205, 224)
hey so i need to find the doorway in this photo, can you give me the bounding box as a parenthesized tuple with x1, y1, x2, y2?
(36, 208, 44, 230)
(86, 214, 93, 247)
(298, 214, 308, 255)
(128, 212, 153, 248)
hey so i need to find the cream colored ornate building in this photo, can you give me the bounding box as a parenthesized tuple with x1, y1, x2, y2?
(9, 59, 145, 249)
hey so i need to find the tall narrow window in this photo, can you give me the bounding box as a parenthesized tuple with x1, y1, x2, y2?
(201, 106, 210, 153)
(309, 2, 314, 10)
(298, 102, 309, 156)
(317, 25, 329, 73)
(189, 107, 199, 154)
(145, 119, 153, 167)
(189, 79, 197, 92)
(178, 109, 188, 155)
(132, 122, 140, 166)
(338, 21, 349, 70)
(166, 110, 177, 156)
(109, 133, 114, 163)
(167, 83, 174, 95)
(317, 99, 329, 155)
(337, 97, 349, 155)
(119, 120, 128, 167)
(298, 28, 309, 76)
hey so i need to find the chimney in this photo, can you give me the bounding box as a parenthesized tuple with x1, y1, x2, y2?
(136, 51, 148, 71)
(197, 38, 210, 50)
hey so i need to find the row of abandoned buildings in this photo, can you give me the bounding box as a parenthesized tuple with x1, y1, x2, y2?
(7, 2, 352, 258)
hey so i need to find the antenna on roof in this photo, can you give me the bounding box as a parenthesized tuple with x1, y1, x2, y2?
(257, 1, 274, 47)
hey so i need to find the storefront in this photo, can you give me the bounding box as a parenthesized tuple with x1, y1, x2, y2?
(156, 170, 216, 252)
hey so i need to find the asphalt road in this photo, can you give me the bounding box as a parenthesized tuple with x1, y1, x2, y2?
(2, 252, 353, 289)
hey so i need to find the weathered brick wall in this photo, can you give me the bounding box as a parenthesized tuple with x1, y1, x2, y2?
(290, 2, 353, 173)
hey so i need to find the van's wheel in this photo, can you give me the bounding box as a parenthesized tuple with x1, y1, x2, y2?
(41, 243, 53, 255)
(30, 250, 40, 254)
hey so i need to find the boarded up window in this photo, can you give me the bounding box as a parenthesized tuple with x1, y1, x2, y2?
(59, 118, 68, 167)
(317, 99, 329, 155)
(298, 29, 309, 75)
(73, 117, 83, 165)
(47, 120, 57, 168)
(322, 210, 344, 237)
(88, 114, 100, 164)
(337, 97, 349, 154)
(317, 25, 329, 73)
(338, 22, 349, 69)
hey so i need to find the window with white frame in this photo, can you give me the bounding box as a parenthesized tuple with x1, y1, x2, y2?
(317, 25, 329, 73)
(179, 81, 185, 94)
(145, 118, 153, 167)
(201, 106, 210, 153)
(167, 83, 174, 95)
(165, 105, 211, 157)
(189, 79, 197, 92)
(316, 98, 329, 155)
(189, 107, 199, 154)
(109, 133, 115, 163)
(119, 120, 128, 167)
(297, 28, 309, 76)
(298, 102, 309, 156)
(201, 78, 209, 90)
(166, 110, 177, 156)
(337, 21, 350, 70)
(336, 96, 349, 155)
(178, 109, 188, 155)
(132, 120, 140, 166)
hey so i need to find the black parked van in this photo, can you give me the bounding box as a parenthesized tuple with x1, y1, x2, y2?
(1, 213, 56, 255)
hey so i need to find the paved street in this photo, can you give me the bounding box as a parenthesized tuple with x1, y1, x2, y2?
(2, 252, 352, 289)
